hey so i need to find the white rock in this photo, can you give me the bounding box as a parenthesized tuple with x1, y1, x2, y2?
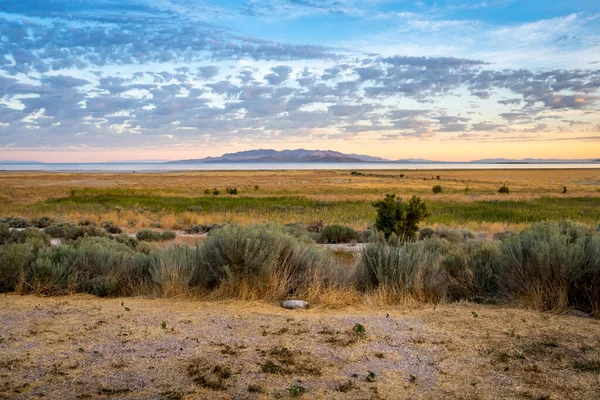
(281, 300, 309, 310)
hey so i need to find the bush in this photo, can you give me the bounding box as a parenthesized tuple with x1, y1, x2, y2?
(7, 228, 50, 246)
(356, 238, 449, 302)
(418, 227, 435, 240)
(307, 221, 324, 233)
(136, 229, 177, 242)
(0, 222, 10, 245)
(318, 224, 358, 244)
(113, 233, 139, 249)
(497, 220, 600, 314)
(44, 223, 107, 240)
(212, 188, 220, 196)
(203, 189, 211, 195)
(7, 217, 29, 228)
(198, 224, 332, 297)
(225, 187, 238, 195)
(498, 185, 510, 194)
(372, 194, 430, 240)
(185, 224, 218, 234)
(101, 221, 122, 234)
(0, 243, 34, 292)
(432, 185, 443, 194)
(32, 216, 52, 228)
(149, 244, 200, 295)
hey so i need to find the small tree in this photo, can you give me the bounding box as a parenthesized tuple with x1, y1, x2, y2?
(432, 185, 443, 194)
(372, 194, 430, 240)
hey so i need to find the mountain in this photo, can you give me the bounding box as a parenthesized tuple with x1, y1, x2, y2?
(167, 149, 390, 163)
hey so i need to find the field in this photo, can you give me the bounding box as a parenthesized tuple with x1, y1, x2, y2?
(0, 169, 599, 232)
(1, 295, 599, 400)
(1, 168, 600, 399)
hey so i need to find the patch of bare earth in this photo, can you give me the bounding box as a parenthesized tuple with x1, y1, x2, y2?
(1, 295, 599, 399)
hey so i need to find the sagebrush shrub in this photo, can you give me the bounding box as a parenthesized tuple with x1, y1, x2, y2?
(318, 224, 358, 244)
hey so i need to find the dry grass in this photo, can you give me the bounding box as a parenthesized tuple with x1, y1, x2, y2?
(1, 294, 599, 399)
(0, 169, 598, 232)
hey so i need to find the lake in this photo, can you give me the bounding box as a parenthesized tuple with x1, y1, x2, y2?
(0, 162, 598, 172)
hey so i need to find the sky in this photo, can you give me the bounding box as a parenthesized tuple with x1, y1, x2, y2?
(0, 0, 599, 162)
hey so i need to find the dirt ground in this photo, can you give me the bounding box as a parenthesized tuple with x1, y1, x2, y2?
(1, 295, 599, 399)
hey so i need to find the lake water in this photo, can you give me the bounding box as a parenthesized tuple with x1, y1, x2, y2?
(0, 162, 598, 172)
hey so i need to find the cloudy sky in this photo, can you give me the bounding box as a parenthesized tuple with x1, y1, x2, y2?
(1, 0, 599, 162)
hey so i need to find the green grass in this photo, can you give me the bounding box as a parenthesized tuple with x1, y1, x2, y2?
(24, 189, 600, 226)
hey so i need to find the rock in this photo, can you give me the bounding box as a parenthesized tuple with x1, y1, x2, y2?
(568, 309, 591, 318)
(281, 300, 309, 310)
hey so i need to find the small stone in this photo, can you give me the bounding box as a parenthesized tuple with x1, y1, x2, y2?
(281, 300, 309, 310)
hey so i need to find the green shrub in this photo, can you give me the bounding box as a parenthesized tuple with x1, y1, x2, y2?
(307, 221, 324, 233)
(225, 187, 238, 195)
(7, 227, 50, 246)
(356, 238, 449, 302)
(93, 279, 117, 297)
(32, 216, 52, 228)
(136, 229, 176, 242)
(185, 224, 218, 234)
(497, 220, 600, 314)
(432, 185, 443, 194)
(498, 185, 510, 194)
(113, 233, 139, 248)
(7, 217, 30, 228)
(203, 188, 211, 195)
(418, 227, 435, 240)
(149, 245, 200, 295)
(198, 224, 331, 296)
(372, 194, 430, 240)
(101, 221, 122, 234)
(318, 224, 358, 244)
(0, 222, 10, 244)
(0, 243, 34, 292)
(212, 188, 220, 196)
(44, 223, 106, 240)
(161, 230, 177, 241)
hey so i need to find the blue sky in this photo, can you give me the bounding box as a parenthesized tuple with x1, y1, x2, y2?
(0, 0, 599, 161)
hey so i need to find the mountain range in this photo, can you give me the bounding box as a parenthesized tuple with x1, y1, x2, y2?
(166, 149, 598, 164)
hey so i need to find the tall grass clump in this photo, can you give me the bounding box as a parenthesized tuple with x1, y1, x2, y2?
(198, 224, 338, 300)
(497, 220, 600, 315)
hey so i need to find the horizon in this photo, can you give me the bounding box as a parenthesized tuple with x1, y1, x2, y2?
(1, 1, 599, 162)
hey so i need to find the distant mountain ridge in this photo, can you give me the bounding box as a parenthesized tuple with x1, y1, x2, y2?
(167, 149, 598, 164)
(167, 149, 390, 163)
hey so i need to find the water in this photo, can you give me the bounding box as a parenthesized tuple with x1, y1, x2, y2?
(0, 162, 598, 172)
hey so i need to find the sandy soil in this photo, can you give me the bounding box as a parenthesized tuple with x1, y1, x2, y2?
(1, 295, 599, 399)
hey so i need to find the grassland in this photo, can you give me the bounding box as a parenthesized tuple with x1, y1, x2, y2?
(1, 295, 599, 400)
(0, 169, 598, 232)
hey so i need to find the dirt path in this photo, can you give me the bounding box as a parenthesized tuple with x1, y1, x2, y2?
(1, 295, 599, 399)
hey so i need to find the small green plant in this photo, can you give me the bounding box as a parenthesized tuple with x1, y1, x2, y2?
(432, 185, 443, 194)
(161, 321, 167, 329)
(366, 371, 376, 382)
(124, 306, 130, 312)
(203, 188, 211, 195)
(225, 187, 238, 195)
(212, 188, 220, 196)
(498, 185, 510, 194)
(472, 311, 479, 319)
(353, 323, 366, 335)
(288, 384, 307, 397)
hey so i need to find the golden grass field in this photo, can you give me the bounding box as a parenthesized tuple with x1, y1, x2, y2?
(0, 168, 599, 233)
(1, 294, 599, 400)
